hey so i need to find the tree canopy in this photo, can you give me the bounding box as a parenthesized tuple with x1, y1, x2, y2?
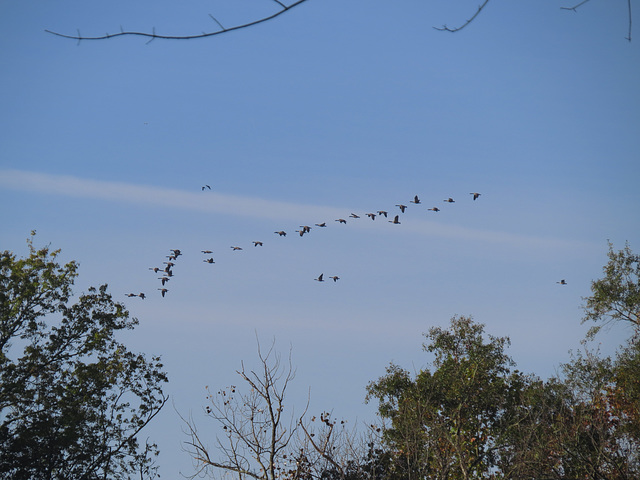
(0, 234, 168, 479)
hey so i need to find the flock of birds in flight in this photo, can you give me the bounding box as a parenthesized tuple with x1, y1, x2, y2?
(124, 190, 567, 299)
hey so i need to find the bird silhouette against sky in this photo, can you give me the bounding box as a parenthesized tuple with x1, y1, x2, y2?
(131, 189, 487, 294)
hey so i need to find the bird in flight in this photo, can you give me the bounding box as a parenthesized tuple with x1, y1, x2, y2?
(138, 293, 146, 299)
(377, 210, 388, 217)
(315, 222, 327, 227)
(470, 192, 481, 201)
(557, 279, 567, 285)
(126, 293, 137, 298)
(389, 215, 401, 224)
(443, 197, 455, 203)
(253, 241, 264, 247)
(203, 258, 215, 264)
(366, 213, 376, 220)
(396, 204, 407, 213)
(300, 226, 312, 233)
(428, 207, 440, 212)
(149, 267, 161, 273)
(274, 231, 287, 237)
(349, 213, 360, 219)
(202, 185, 211, 191)
(158, 288, 168, 297)
(158, 276, 170, 285)
(314, 273, 324, 282)
(329, 276, 340, 282)
(410, 195, 421, 204)
(336, 219, 347, 224)
(231, 246, 243, 251)
(201, 250, 213, 254)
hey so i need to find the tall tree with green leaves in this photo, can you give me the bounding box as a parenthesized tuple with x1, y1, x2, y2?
(583, 241, 640, 339)
(366, 316, 527, 480)
(0, 234, 168, 480)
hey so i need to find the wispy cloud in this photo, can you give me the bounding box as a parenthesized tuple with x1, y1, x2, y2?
(0, 169, 589, 251)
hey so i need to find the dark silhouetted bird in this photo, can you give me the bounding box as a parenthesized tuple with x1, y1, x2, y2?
(149, 267, 161, 273)
(203, 258, 215, 264)
(275, 231, 287, 236)
(396, 204, 407, 213)
(336, 219, 347, 224)
(315, 222, 327, 227)
(138, 293, 146, 299)
(349, 213, 360, 219)
(202, 185, 211, 190)
(158, 288, 168, 297)
(158, 276, 170, 285)
(300, 225, 312, 233)
(470, 192, 481, 201)
(428, 207, 440, 212)
(444, 197, 455, 203)
(557, 279, 567, 285)
(126, 293, 137, 297)
(377, 210, 388, 217)
(366, 213, 376, 220)
(315, 273, 324, 282)
(253, 241, 263, 247)
(201, 250, 213, 254)
(329, 276, 340, 282)
(389, 215, 401, 224)
(231, 246, 243, 251)
(410, 195, 421, 204)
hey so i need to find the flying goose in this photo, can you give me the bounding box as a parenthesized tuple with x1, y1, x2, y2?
(389, 215, 401, 224)
(274, 231, 287, 237)
(314, 273, 324, 282)
(410, 195, 421, 204)
(396, 204, 407, 213)
(470, 192, 481, 201)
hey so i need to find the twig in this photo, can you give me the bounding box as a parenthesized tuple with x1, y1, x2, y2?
(434, 0, 492, 33)
(560, 0, 592, 12)
(45, 0, 309, 42)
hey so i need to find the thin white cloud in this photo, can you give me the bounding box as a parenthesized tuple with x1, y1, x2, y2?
(0, 169, 590, 251)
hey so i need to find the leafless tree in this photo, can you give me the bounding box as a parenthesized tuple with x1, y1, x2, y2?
(180, 339, 383, 480)
(180, 339, 305, 479)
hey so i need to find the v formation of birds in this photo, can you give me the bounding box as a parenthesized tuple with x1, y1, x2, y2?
(125, 191, 566, 298)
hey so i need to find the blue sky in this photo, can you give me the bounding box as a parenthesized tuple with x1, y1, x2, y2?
(1, 0, 639, 477)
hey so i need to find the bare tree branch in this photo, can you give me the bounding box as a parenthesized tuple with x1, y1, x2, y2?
(44, 0, 311, 42)
(561, 0, 633, 41)
(560, 0, 592, 12)
(433, 0, 492, 33)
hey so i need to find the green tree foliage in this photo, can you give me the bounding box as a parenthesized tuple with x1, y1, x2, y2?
(366, 316, 528, 480)
(583, 241, 640, 339)
(0, 234, 168, 480)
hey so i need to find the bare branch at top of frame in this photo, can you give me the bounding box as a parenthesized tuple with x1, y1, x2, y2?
(560, 0, 592, 12)
(45, 0, 310, 42)
(433, 0, 492, 33)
